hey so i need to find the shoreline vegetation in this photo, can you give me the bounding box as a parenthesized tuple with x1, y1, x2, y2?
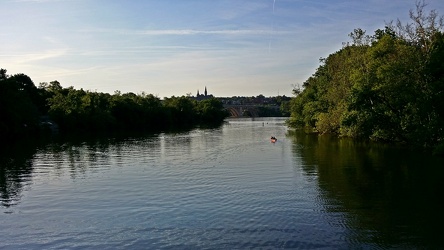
(288, 1, 444, 155)
(0, 66, 290, 146)
(0, 70, 230, 142)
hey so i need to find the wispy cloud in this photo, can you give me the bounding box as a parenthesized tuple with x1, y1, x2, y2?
(3, 49, 68, 64)
(11, 0, 73, 2)
(140, 29, 292, 36)
(81, 28, 293, 36)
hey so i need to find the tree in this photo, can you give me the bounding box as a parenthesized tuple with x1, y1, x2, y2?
(289, 1, 444, 151)
(389, 0, 444, 56)
(195, 98, 228, 124)
(0, 70, 39, 138)
(163, 96, 197, 127)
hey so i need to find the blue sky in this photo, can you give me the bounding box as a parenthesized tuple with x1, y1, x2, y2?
(2, 0, 443, 98)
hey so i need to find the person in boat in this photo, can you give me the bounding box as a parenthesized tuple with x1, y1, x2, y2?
(271, 136, 277, 141)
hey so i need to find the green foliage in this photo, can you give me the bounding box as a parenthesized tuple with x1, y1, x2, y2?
(46, 87, 227, 133)
(0, 69, 40, 139)
(279, 101, 291, 117)
(195, 98, 229, 124)
(163, 96, 198, 127)
(289, 3, 444, 151)
(1, 68, 228, 139)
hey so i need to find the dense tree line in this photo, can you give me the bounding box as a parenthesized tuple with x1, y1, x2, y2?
(0, 70, 228, 140)
(288, 1, 444, 154)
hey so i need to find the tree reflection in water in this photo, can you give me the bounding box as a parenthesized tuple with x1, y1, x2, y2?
(0, 140, 37, 208)
(0, 136, 110, 209)
(287, 130, 444, 248)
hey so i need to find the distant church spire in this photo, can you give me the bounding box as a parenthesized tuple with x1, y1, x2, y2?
(197, 89, 200, 96)
(204, 86, 207, 96)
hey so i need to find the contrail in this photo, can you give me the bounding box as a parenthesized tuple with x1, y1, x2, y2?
(269, 0, 276, 52)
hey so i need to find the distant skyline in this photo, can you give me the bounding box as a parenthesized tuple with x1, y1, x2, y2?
(2, 0, 444, 98)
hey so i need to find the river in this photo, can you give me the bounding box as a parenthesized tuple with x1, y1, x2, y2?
(1, 117, 443, 249)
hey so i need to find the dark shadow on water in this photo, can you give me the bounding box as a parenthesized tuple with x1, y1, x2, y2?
(0, 123, 225, 209)
(0, 138, 45, 208)
(287, 130, 444, 248)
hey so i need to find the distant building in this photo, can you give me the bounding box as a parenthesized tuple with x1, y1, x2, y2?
(193, 86, 214, 101)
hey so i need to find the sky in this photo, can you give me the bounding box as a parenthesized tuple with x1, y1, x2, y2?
(2, 0, 444, 98)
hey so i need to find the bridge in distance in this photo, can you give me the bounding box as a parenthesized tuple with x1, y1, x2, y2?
(223, 104, 279, 117)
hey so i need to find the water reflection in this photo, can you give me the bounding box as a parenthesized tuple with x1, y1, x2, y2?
(0, 135, 155, 208)
(287, 130, 444, 248)
(2, 122, 443, 248)
(0, 140, 38, 208)
(0, 129, 220, 210)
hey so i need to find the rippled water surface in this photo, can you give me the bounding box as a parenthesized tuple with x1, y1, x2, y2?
(1, 118, 443, 249)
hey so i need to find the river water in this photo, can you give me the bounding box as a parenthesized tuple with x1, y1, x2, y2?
(1, 117, 443, 249)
